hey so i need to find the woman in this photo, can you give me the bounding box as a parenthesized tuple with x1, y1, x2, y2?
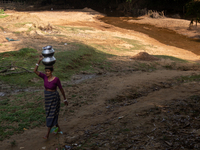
(34, 55, 68, 139)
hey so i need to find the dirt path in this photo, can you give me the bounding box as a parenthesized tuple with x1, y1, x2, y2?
(1, 70, 200, 150)
(1, 8, 200, 150)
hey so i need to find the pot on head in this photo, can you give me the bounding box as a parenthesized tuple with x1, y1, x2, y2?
(42, 48, 55, 57)
(43, 45, 52, 50)
(42, 56, 56, 66)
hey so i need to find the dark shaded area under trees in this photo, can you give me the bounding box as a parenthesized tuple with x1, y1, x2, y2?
(0, 0, 200, 20)
(0, 0, 196, 10)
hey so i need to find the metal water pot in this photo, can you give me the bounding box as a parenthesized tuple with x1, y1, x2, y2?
(43, 45, 52, 50)
(42, 48, 55, 57)
(42, 56, 56, 66)
(42, 45, 56, 66)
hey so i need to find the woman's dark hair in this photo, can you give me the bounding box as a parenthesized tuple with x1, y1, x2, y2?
(45, 66, 54, 72)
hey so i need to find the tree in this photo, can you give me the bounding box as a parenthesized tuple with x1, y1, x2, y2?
(186, 0, 200, 26)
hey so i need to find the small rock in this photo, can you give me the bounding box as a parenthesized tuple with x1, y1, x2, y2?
(10, 67, 16, 71)
(65, 145, 72, 149)
(0, 92, 6, 97)
(118, 116, 124, 119)
(66, 136, 79, 144)
(165, 141, 172, 146)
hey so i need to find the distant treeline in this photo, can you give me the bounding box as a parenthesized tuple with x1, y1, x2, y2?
(0, 0, 197, 9)
(0, 0, 199, 18)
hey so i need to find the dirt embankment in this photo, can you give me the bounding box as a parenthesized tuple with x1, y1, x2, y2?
(127, 16, 200, 39)
(1, 9, 200, 60)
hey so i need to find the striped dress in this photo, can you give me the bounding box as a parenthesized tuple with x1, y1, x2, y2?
(38, 72, 62, 127)
(44, 90, 60, 127)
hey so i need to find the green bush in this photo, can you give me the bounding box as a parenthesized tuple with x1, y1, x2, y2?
(0, 9, 4, 14)
(186, 0, 200, 24)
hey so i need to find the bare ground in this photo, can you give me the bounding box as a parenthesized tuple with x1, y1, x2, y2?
(127, 16, 200, 39)
(1, 8, 200, 150)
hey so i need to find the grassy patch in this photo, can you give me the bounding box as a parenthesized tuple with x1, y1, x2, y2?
(116, 37, 148, 50)
(0, 9, 5, 14)
(176, 74, 200, 82)
(10, 140, 16, 146)
(27, 27, 33, 32)
(0, 26, 4, 31)
(0, 48, 38, 59)
(135, 61, 157, 71)
(92, 37, 150, 54)
(0, 48, 43, 87)
(13, 31, 21, 35)
(0, 92, 45, 141)
(0, 15, 8, 19)
(154, 55, 188, 63)
(0, 44, 112, 86)
(91, 44, 110, 54)
(54, 43, 112, 80)
(44, 34, 66, 37)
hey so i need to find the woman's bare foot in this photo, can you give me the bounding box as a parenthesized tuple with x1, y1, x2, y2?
(43, 135, 49, 139)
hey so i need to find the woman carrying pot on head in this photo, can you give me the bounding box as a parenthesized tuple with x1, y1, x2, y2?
(34, 55, 68, 139)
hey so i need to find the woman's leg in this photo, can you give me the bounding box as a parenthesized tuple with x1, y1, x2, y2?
(43, 127, 51, 139)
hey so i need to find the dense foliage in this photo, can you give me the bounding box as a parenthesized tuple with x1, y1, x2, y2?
(0, 0, 199, 17)
(186, 0, 200, 17)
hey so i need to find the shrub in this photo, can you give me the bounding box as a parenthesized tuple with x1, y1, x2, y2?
(0, 9, 4, 14)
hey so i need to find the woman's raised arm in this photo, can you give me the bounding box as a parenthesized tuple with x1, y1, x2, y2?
(34, 55, 43, 76)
